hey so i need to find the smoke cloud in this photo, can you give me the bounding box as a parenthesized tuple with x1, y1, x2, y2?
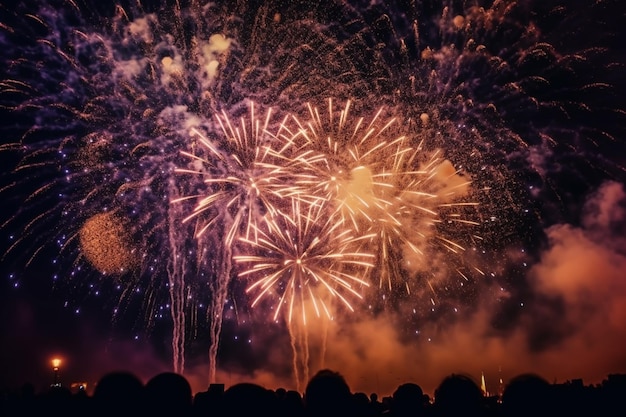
(185, 181, 626, 397)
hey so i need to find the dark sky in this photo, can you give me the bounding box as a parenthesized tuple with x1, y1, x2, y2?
(1, 0, 626, 397)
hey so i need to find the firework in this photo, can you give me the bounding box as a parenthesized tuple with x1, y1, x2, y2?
(79, 211, 138, 275)
(174, 103, 303, 244)
(174, 102, 311, 382)
(234, 197, 374, 325)
(0, 0, 237, 375)
(1, 0, 624, 393)
(290, 99, 481, 293)
(232, 194, 373, 391)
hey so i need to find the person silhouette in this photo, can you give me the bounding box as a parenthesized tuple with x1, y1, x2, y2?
(145, 372, 193, 417)
(304, 369, 354, 416)
(501, 373, 552, 417)
(434, 373, 484, 417)
(221, 382, 278, 416)
(93, 371, 145, 416)
(391, 382, 426, 416)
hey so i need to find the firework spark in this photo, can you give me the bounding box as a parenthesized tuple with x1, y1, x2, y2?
(290, 99, 481, 292)
(233, 195, 374, 390)
(234, 197, 374, 325)
(174, 103, 302, 244)
(1, 0, 624, 394)
(174, 102, 314, 382)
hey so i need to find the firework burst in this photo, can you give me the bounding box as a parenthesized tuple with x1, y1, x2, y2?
(1, 0, 624, 392)
(174, 103, 300, 244)
(174, 102, 312, 382)
(234, 197, 374, 325)
(290, 99, 482, 294)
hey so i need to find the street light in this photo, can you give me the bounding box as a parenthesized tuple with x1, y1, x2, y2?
(51, 358, 62, 387)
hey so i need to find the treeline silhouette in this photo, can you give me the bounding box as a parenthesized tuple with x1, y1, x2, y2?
(1, 369, 625, 416)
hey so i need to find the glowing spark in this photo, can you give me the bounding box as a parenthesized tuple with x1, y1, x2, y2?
(234, 197, 374, 324)
(175, 103, 303, 244)
(289, 99, 480, 291)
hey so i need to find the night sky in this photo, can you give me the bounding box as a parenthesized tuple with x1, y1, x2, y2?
(1, 0, 626, 397)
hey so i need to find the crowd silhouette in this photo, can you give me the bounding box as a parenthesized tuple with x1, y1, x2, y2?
(1, 368, 624, 416)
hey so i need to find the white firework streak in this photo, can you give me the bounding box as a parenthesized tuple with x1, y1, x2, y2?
(287, 99, 480, 291)
(234, 197, 375, 325)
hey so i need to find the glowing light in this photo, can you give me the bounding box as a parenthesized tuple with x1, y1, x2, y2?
(175, 103, 300, 244)
(79, 212, 137, 275)
(175, 102, 307, 383)
(234, 197, 374, 324)
(2, 0, 623, 393)
(290, 99, 480, 292)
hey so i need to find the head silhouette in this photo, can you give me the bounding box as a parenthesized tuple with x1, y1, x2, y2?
(145, 372, 193, 416)
(222, 382, 278, 416)
(502, 373, 552, 417)
(304, 369, 352, 416)
(434, 373, 484, 417)
(393, 382, 425, 416)
(93, 371, 144, 416)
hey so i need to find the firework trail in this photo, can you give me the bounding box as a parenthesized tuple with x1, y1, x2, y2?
(167, 181, 190, 374)
(175, 102, 307, 383)
(234, 196, 374, 389)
